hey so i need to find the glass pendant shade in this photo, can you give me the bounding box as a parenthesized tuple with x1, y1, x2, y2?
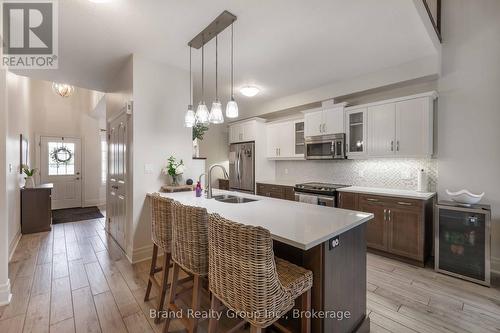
(225, 98, 239, 118)
(184, 105, 196, 127)
(52, 82, 75, 97)
(195, 102, 209, 124)
(209, 100, 224, 124)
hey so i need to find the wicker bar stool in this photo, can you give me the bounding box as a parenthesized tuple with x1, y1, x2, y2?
(207, 213, 313, 333)
(144, 193, 175, 323)
(163, 201, 209, 333)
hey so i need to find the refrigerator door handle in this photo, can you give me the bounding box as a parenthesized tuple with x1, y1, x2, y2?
(236, 150, 241, 183)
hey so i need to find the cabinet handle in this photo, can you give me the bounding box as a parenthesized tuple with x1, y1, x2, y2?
(391, 140, 394, 151)
(388, 209, 391, 222)
(366, 198, 379, 202)
(383, 209, 387, 221)
(397, 201, 412, 206)
(324, 124, 327, 132)
(319, 124, 322, 133)
(396, 140, 400, 152)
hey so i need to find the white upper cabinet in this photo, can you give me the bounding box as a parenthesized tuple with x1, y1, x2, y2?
(395, 98, 433, 156)
(304, 104, 346, 137)
(229, 119, 260, 143)
(266, 120, 303, 159)
(304, 109, 324, 137)
(368, 103, 396, 156)
(323, 106, 345, 134)
(365, 92, 436, 158)
(346, 107, 367, 158)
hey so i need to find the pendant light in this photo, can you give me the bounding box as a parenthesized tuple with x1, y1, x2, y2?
(52, 83, 75, 98)
(184, 46, 196, 127)
(209, 36, 224, 124)
(195, 43, 210, 125)
(226, 23, 238, 118)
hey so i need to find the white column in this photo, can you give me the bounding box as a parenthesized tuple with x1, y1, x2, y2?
(0, 68, 12, 305)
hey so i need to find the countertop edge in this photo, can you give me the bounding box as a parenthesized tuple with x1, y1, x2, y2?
(337, 187, 436, 200)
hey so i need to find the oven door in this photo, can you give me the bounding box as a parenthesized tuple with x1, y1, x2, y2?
(305, 138, 334, 160)
(295, 193, 335, 207)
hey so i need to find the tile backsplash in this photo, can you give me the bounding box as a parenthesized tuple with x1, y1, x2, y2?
(276, 158, 438, 191)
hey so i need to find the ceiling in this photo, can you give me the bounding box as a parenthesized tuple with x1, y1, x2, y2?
(14, 0, 437, 112)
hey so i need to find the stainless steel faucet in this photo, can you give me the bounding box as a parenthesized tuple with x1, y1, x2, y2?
(207, 164, 229, 199)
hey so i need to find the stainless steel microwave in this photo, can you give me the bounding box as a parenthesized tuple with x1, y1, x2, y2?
(305, 133, 346, 160)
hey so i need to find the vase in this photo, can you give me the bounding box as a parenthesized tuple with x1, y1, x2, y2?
(25, 177, 35, 188)
(171, 174, 179, 186)
(193, 138, 200, 158)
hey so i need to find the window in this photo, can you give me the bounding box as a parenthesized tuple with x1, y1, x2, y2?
(48, 142, 75, 176)
(101, 134, 107, 185)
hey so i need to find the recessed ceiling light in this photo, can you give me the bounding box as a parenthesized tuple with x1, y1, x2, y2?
(239, 85, 260, 97)
(88, 0, 111, 3)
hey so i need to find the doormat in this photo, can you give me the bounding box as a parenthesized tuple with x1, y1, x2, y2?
(52, 206, 104, 224)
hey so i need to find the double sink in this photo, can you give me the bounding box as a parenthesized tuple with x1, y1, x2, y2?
(213, 194, 257, 204)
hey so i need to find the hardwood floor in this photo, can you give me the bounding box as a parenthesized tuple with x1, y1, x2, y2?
(1, 217, 499, 333)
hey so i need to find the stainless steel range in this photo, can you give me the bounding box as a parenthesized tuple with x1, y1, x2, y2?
(294, 182, 351, 207)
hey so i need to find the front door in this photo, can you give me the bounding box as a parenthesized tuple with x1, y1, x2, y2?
(107, 113, 128, 250)
(40, 136, 82, 209)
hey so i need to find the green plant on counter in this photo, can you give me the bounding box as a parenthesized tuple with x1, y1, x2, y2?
(21, 165, 38, 177)
(192, 124, 209, 141)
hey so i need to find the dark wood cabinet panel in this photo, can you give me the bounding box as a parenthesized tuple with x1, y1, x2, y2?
(338, 192, 358, 210)
(387, 207, 423, 260)
(21, 184, 53, 234)
(218, 179, 229, 190)
(344, 191, 433, 266)
(256, 183, 295, 201)
(358, 201, 387, 251)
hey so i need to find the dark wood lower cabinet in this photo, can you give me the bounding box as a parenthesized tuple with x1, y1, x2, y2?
(21, 183, 53, 234)
(256, 182, 295, 201)
(339, 191, 434, 266)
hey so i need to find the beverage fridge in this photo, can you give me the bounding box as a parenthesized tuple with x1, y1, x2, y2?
(435, 201, 491, 286)
(229, 142, 255, 194)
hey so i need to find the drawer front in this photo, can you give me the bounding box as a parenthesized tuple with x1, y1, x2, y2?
(359, 194, 423, 210)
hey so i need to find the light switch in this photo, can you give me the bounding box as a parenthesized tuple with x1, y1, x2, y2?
(144, 164, 154, 174)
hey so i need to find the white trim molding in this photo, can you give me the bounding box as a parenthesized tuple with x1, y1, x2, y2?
(0, 279, 12, 306)
(127, 244, 154, 264)
(8, 231, 21, 261)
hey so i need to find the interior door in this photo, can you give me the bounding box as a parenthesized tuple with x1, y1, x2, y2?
(107, 113, 128, 250)
(367, 103, 396, 156)
(40, 136, 82, 209)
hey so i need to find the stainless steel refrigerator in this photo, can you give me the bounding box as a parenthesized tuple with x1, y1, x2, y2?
(229, 142, 255, 194)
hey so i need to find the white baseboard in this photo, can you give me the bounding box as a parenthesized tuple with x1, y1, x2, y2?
(126, 244, 154, 264)
(0, 279, 12, 306)
(492, 256, 500, 275)
(8, 231, 21, 261)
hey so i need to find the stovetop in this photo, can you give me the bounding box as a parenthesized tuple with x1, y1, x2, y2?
(294, 182, 351, 196)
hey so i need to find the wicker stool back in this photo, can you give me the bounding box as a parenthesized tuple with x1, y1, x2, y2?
(171, 201, 209, 276)
(148, 193, 174, 252)
(207, 213, 294, 328)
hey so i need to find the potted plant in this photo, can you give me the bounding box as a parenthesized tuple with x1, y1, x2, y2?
(192, 124, 208, 158)
(162, 156, 185, 186)
(21, 165, 38, 188)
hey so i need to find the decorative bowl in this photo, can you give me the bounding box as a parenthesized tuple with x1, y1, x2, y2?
(446, 189, 484, 205)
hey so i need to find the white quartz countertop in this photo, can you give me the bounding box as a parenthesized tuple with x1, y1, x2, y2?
(154, 189, 373, 251)
(337, 186, 436, 200)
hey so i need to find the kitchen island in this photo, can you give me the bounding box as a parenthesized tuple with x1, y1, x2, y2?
(155, 189, 373, 333)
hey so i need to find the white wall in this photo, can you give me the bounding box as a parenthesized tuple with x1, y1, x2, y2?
(0, 69, 12, 305)
(438, 0, 500, 271)
(6, 74, 33, 255)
